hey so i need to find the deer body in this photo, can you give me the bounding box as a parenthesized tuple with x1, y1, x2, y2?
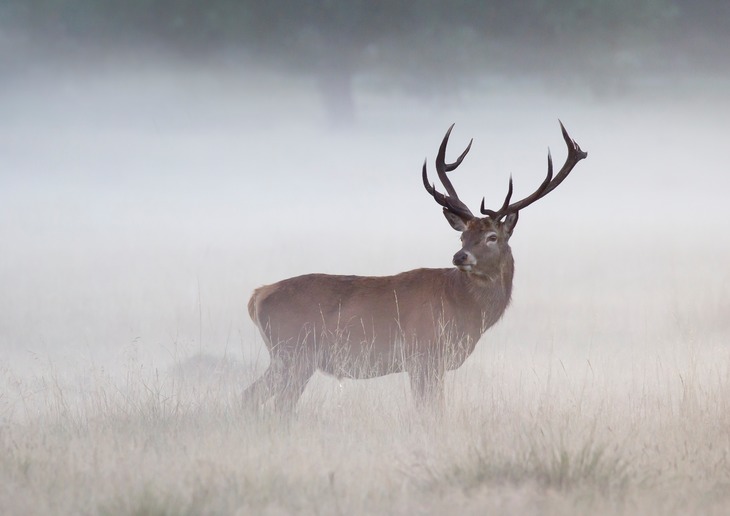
(249, 257, 513, 376)
(245, 123, 585, 410)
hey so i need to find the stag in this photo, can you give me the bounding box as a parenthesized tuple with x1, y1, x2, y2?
(246, 122, 587, 410)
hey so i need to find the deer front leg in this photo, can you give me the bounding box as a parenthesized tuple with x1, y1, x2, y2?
(408, 358, 445, 408)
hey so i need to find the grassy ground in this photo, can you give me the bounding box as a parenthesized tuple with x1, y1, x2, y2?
(2, 62, 730, 515)
(2, 236, 729, 516)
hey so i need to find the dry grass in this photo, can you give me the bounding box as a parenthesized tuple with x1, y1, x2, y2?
(2, 236, 730, 516)
(2, 64, 730, 515)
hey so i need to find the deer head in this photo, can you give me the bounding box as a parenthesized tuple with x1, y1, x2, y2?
(423, 122, 587, 278)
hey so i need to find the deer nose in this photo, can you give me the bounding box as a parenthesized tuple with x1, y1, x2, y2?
(453, 250, 476, 267)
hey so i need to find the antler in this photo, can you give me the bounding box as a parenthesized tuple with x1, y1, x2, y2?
(422, 124, 475, 220)
(480, 121, 588, 220)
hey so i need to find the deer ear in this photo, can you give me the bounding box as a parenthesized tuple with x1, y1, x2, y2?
(503, 212, 519, 236)
(443, 209, 469, 232)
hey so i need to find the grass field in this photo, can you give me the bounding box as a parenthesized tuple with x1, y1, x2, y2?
(2, 233, 730, 515)
(2, 62, 730, 515)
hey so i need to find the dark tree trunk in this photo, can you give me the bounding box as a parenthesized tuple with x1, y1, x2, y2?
(316, 48, 356, 128)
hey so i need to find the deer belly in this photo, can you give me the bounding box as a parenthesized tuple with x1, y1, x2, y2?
(316, 340, 406, 379)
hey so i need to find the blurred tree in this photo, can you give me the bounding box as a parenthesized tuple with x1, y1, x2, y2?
(0, 0, 695, 112)
(672, 0, 730, 69)
(241, 0, 413, 125)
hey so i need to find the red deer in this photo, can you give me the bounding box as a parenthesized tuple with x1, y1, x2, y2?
(246, 122, 587, 410)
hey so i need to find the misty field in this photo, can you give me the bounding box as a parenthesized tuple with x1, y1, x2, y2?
(2, 59, 730, 515)
(3, 230, 730, 515)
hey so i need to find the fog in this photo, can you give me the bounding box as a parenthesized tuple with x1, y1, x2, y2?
(2, 41, 728, 373)
(0, 1, 729, 393)
(2, 5, 730, 514)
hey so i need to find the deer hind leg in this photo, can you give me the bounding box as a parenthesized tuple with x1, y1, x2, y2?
(241, 362, 281, 410)
(270, 358, 315, 414)
(242, 355, 315, 414)
(271, 372, 312, 413)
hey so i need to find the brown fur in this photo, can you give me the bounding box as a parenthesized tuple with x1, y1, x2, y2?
(243, 123, 584, 411)
(244, 219, 515, 411)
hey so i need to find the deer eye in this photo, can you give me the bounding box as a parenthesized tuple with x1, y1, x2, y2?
(486, 234, 498, 243)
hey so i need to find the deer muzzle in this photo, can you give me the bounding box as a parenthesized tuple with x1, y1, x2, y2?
(453, 249, 477, 271)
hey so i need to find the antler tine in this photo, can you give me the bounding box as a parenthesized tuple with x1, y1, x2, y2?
(482, 121, 587, 220)
(423, 161, 474, 220)
(482, 159, 553, 219)
(422, 160, 449, 208)
(537, 120, 587, 197)
(435, 124, 473, 199)
(423, 124, 475, 220)
(480, 175, 513, 218)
